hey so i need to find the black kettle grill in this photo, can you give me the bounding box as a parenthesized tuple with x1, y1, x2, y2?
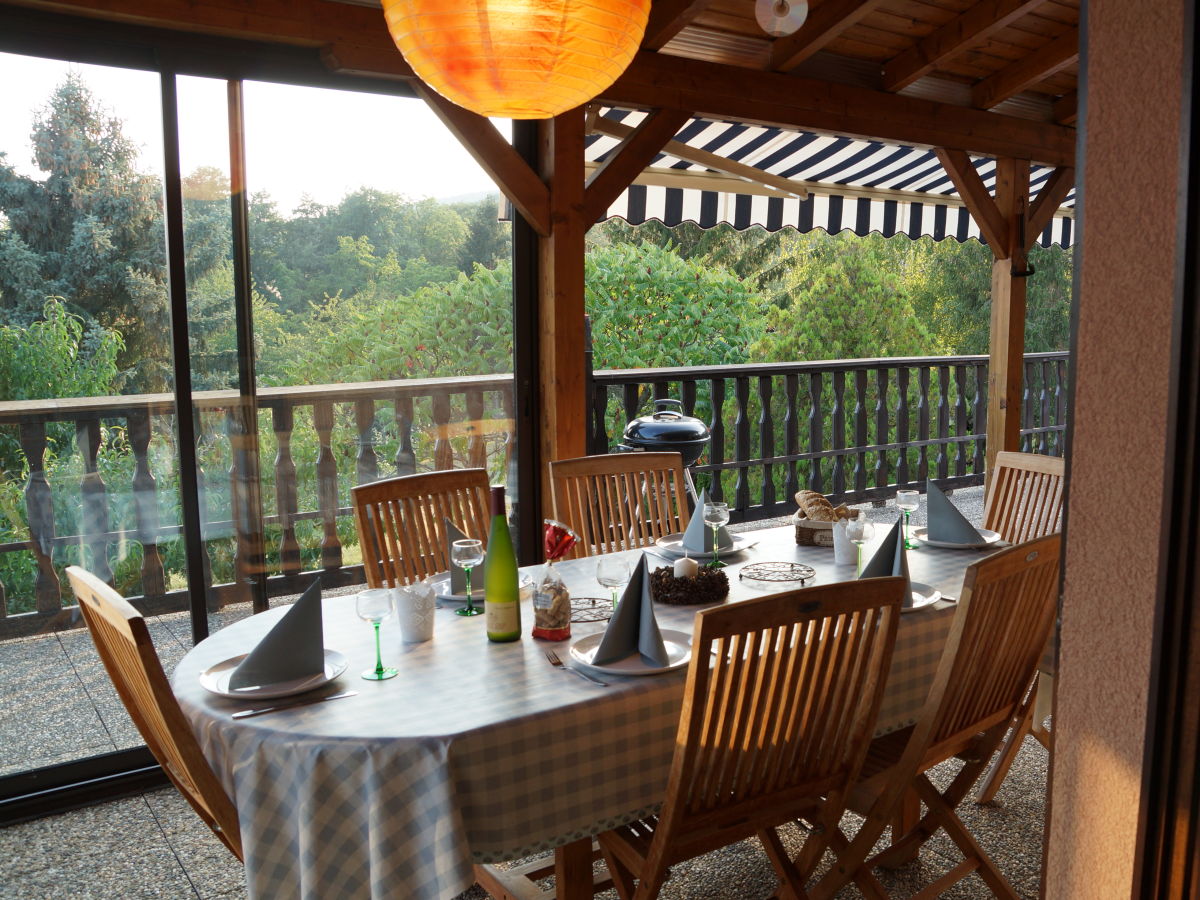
(617, 399, 711, 469)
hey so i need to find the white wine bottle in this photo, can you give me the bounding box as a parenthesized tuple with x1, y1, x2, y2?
(483, 485, 521, 642)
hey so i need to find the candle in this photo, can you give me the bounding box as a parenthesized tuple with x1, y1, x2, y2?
(673, 556, 699, 578)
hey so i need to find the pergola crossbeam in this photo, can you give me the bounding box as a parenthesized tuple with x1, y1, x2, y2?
(641, 0, 716, 51)
(1053, 91, 1078, 125)
(768, 0, 888, 73)
(883, 0, 1052, 93)
(971, 27, 1079, 110)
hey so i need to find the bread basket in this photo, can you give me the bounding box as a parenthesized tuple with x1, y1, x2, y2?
(793, 512, 837, 547)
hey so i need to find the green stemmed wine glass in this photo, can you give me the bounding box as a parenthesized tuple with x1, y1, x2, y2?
(703, 501, 730, 568)
(451, 538, 485, 617)
(896, 490, 919, 549)
(356, 588, 398, 681)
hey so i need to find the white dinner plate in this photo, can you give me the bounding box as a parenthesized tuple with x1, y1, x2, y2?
(430, 572, 533, 603)
(654, 533, 757, 559)
(570, 628, 693, 676)
(913, 527, 1002, 550)
(199, 649, 348, 699)
(905, 582, 943, 613)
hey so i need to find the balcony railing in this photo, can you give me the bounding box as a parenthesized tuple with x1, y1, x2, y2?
(0, 352, 1067, 638)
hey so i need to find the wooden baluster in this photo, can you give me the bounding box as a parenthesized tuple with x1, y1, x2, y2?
(127, 411, 166, 598)
(1022, 359, 1036, 453)
(896, 367, 910, 488)
(193, 416, 215, 603)
(394, 395, 417, 475)
(852, 369, 868, 495)
(681, 381, 697, 418)
(954, 365, 968, 477)
(431, 393, 453, 470)
(935, 365, 950, 479)
(226, 403, 268, 609)
(76, 417, 112, 585)
(808, 373, 824, 493)
(623, 384, 640, 425)
(973, 363, 987, 474)
(874, 367, 889, 491)
(917, 367, 931, 484)
(465, 390, 486, 470)
(19, 422, 60, 613)
(758, 376, 775, 510)
(831, 371, 846, 496)
(784, 373, 799, 500)
(591, 383, 610, 454)
(734, 376, 751, 512)
(709, 379, 726, 503)
(313, 401, 342, 571)
(500, 386, 516, 482)
(273, 404, 301, 577)
(356, 399, 379, 486)
(1055, 358, 1067, 456)
(1040, 360, 1053, 455)
(652, 381, 670, 404)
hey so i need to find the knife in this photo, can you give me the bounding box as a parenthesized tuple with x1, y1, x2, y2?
(231, 690, 358, 720)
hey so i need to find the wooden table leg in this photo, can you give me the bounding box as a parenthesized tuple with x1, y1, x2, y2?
(555, 838, 596, 900)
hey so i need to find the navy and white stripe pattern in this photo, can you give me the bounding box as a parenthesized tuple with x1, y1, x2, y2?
(588, 108, 1075, 248)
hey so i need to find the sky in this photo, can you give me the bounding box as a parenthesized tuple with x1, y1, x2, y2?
(0, 51, 508, 214)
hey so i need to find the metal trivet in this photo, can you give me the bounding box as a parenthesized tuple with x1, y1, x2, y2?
(570, 596, 613, 623)
(738, 562, 816, 585)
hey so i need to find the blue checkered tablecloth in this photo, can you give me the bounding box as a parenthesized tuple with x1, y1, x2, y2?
(172, 526, 991, 900)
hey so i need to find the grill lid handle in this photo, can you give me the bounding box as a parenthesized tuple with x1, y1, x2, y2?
(652, 398, 684, 420)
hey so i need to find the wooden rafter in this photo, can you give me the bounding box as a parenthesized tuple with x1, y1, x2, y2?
(582, 108, 691, 223)
(769, 0, 888, 72)
(412, 84, 551, 236)
(972, 27, 1080, 110)
(641, 0, 716, 51)
(1026, 166, 1075, 247)
(589, 116, 810, 200)
(1053, 91, 1078, 125)
(883, 0, 1051, 93)
(935, 149, 1010, 253)
(604, 52, 1076, 166)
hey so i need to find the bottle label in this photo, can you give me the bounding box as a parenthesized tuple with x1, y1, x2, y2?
(487, 602, 520, 639)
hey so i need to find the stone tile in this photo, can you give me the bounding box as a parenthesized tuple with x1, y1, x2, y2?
(0, 673, 115, 776)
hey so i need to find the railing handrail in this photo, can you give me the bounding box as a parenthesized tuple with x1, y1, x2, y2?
(592, 351, 1069, 383)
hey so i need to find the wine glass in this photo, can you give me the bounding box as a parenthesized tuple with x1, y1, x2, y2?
(845, 518, 875, 576)
(356, 589, 398, 681)
(451, 538, 485, 618)
(703, 501, 730, 568)
(896, 490, 920, 549)
(596, 556, 631, 607)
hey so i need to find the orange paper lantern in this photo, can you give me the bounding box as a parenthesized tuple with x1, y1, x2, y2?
(383, 0, 650, 119)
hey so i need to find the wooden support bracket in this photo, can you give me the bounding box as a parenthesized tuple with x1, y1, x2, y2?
(936, 148, 1010, 252)
(582, 108, 691, 223)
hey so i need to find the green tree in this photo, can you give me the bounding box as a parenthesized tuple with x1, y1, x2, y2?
(456, 195, 511, 271)
(0, 75, 168, 389)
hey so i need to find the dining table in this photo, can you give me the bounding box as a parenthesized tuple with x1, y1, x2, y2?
(171, 523, 994, 900)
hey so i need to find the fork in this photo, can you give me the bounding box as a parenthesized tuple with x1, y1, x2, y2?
(545, 649, 608, 686)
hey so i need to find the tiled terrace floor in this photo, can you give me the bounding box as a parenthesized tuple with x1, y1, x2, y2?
(3, 488, 1048, 897)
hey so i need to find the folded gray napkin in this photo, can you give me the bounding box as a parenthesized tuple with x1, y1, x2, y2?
(926, 479, 986, 545)
(446, 518, 484, 593)
(859, 515, 911, 589)
(681, 488, 732, 554)
(228, 580, 325, 689)
(591, 555, 670, 667)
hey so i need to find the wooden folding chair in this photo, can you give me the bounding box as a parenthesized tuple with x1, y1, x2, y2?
(973, 451, 1065, 803)
(595, 577, 907, 900)
(65, 567, 243, 862)
(807, 534, 1062, 900)
(351, 468, 491, 588)
(550, 452, 690, 558)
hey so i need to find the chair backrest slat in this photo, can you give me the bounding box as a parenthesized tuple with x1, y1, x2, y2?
(550, 452, 690, 558)
(65, 567, 242, 861)
(983, 451, 1065, 543)
(656, 579, 904, 842)
(352, 469, 491, 587)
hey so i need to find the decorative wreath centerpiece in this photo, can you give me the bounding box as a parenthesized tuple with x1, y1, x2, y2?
(648, 565, 729, 605)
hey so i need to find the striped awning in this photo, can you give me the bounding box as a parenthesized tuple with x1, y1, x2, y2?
(586, 108, 1075, 249)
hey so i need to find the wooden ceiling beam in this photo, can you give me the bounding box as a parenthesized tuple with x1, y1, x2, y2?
(972, 27, 1079, 110)
(883, 0, 1052, 93)
(412, 84, 551, 236)
(582, 107, 691, 223)
(603, 52, 1076, 167)
(1053, 91, 1078, 125)
(769, 0, 889, 73)
(1026, 165, 1074, 248)
(589, 115, 811, 199)
(641, 0, 716, 52)
(935, 148, 1009, 252)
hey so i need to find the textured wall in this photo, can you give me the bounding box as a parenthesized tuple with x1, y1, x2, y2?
(1045, 0, 1184, 896)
